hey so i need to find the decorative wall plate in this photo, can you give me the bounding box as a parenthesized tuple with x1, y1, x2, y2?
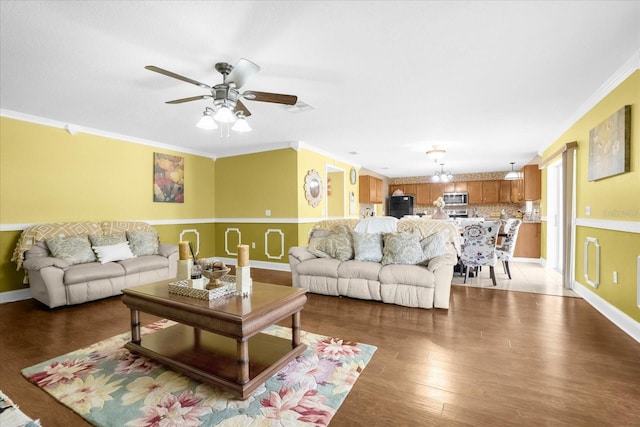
(350, 167, 357, 185)
(304, 169, 323, 207)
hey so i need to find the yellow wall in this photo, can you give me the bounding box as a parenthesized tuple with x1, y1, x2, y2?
(540, 70, 639, 322)
(0, 117, 216, 293)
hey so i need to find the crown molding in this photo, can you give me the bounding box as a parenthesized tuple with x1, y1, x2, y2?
(0, 109, 217, 160)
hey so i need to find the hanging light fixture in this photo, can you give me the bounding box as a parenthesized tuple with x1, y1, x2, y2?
(426, 145, 447, 163)
(213, 104, 237, 123)
(231, 112, 251, 133)
(504, 162, 520, 180)
(432, 163, 453, 182)
(196, 109, 218, 130)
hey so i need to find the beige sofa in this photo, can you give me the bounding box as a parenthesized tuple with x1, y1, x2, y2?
(288, 217, 461, 309)
(12, 221, 178, 308)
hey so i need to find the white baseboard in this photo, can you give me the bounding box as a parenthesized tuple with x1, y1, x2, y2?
(512, 257, 542, 264)
(573, 280, 640, 343)
(0, 288, 31, 304)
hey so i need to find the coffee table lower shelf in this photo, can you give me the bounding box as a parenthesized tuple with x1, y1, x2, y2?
(125, 324, 307, 399)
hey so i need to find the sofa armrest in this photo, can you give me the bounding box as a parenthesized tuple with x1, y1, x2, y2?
(426, 243, 458, 272)
(23, 257, 70, 272)
(288, 246, 317, 263)
(158, 244, 178, 258)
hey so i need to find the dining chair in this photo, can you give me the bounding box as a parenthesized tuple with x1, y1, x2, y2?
(496, 218, 522, 279)
(460, 220, 501, 286)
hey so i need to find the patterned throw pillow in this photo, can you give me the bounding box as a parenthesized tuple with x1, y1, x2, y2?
(89, 233, 126, 247)
(418, 231, 449, 265)
(353, 231, 383, 262)
(126, 231, 159, 256)
(307, 231, 353, 261)
(381, 232, 423, 265)
(46, 235, 96, 265)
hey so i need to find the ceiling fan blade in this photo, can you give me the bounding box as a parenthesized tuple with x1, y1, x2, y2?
(145, 65, 212, 89)
(242, 91, 298, 105)
(165, 95, 211, 104)
(225, 58, 260, 88)
(235, 100, 252, 117)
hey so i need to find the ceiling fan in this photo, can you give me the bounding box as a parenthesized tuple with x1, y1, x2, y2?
(145, 58, 297, 131)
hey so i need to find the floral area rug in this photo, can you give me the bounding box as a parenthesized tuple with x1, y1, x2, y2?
(22, 320, 376, 426)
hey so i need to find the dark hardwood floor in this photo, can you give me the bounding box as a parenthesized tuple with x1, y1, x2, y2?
(1, 269, 639, 426)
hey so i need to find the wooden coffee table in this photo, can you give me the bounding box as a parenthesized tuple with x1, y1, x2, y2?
(122, 279, 307, 399)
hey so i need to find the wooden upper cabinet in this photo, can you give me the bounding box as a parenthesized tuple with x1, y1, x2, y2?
(360, 175, 383, 204)
(442, 182, 455, 193)
(482, 181, 500, 204)
(416, 183, 430, 205)
(499, 180, 513, 203)
(522, 165, 541, 200)
(389, 184, 403, 196)
(454, 181, 467, 192)
(430, 183, 445, 202)
(467, 181, 483, 204)
(403, 183, 417, 196)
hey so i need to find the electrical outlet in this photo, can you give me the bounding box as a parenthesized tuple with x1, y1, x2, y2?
(251, 242, 256, 249)
(613, 271, 618, 284)
(586, 205, 591, 216)
(265, 209, 271, 217)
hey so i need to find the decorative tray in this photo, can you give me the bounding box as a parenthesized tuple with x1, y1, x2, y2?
(168, 278, 236, 300)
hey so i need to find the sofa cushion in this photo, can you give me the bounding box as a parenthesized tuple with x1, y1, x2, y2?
(46, 235, 96, 265)
(379, 264, 435, 288)
(352, 232, 383, 262)
(63, 262, 125, 285)
(126, 231, 159, 256)
(89, 233, 127, 247)
(92, 242, 136, 264)
(118, 255, 169, 275)
(381, 232, 423, 265)
(338, 260, 382, 281)
(296, 257, 341, 278)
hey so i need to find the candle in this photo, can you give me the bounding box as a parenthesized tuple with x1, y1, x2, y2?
(237, 244, 249, 267)
(179, 241, 191, 260)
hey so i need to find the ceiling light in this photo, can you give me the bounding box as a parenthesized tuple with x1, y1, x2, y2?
(231, 112, 251, 133)
(432, 163, 453, 182)
(213, 104, 237, 123)
(426, 145, 446, 162)
(196, 110, 217, 130)
(504, 162, 520, 180)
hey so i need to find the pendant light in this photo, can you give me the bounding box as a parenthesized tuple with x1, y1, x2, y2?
(505, 162, 520, 180)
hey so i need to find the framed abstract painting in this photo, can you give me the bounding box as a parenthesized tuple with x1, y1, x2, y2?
(153, 153, 184, 203)
(588, 105, 631, 181)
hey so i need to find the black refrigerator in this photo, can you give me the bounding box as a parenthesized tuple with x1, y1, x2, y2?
(388, 195, 414, 218)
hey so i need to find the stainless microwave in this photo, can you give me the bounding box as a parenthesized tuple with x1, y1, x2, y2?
(442, 192, 468, 206)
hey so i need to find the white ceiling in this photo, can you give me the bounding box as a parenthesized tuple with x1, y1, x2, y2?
(1, 1, 639, 178)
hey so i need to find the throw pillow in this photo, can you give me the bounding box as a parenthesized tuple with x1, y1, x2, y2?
(46, 234, 96, 265)
(381, 232, 423, 265)
(89, 233, 126, 247)
(418, 231, 449, 265)
(353, 231, 383, 262)
(126, 230, 159, 256)
(307, 231, 353, 261)
(92, 242, 136, 264)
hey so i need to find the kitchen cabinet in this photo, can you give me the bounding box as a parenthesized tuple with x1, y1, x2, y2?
(513, 222, 541, 258)
(359, 175, 383, 204)
(499, 180, 513, 203)
(416, 183, 430, 205)
(513, 165, 541, 202)
(389, 184, 403, 196)
(402, 183, 417, 196)
(430, 183, 445, 203)
(467, 180, 500, 204)
(454, 181, 468, 192)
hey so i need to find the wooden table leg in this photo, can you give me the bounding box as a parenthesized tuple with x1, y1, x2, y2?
(130, 309, 141, 344)
(237, 339, 249, 385)
(292, 311, 301, 347)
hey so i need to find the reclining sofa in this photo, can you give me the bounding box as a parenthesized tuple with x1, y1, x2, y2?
(12, 221, 178, 308)
(288, 217, 461, 309)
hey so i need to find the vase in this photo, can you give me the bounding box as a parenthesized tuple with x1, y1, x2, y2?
(432, 207, 449, 219)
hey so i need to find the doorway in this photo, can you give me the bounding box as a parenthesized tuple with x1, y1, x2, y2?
(325, 165, 345, 218)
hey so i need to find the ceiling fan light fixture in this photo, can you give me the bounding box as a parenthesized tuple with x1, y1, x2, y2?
(196, 111, 217, 130)
(504, 162, 520, 180)
(231, 113, 251, 133)
(426, 145, 447, 162)
(213, 104, 237, 123)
